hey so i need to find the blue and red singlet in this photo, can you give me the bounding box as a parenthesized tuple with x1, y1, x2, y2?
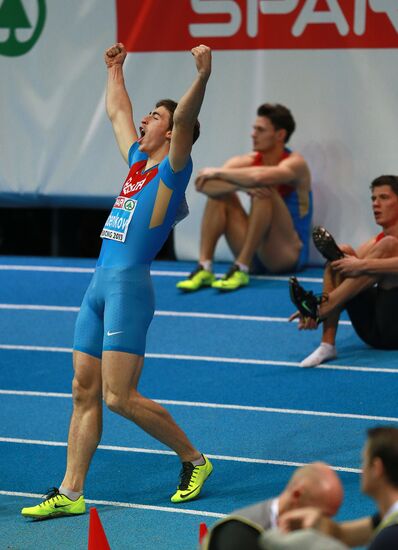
(98, 142, 192, 268)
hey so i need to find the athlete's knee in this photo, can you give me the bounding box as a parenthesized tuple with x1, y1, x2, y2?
(103, 386, 140, 416)
(251, 189, 272, 203)
(103, 388, 123, 414)
(202, 196, 228, 218)
(72, 352, 101, 405)
(339, 243, 356, 255)
(372, 235, 398, 256)
(71, 376, 101, 407)
(223, 191, 244, 209)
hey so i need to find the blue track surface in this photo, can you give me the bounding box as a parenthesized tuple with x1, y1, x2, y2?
(1, 258, 397, 549)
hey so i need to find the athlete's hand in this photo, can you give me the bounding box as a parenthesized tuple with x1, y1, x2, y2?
(195, 167, 218, 191)
(331, 256, 364, 278)
(247, 187, 272, 199)
(289, 311, 318, 330)
(191, 45, 212, 81)
(104, 43, 127, 68)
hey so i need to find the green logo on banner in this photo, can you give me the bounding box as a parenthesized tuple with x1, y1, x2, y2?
(0, 0, 46, 57)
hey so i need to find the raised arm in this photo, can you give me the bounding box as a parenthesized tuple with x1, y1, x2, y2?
(168, 45, 212, 172)
(104, 43, 138, 163)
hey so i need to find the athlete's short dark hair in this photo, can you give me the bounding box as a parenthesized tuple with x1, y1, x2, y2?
(156, 99, 200, 144)
(367, 426, 398, 487)
(370, 175, 398, 197)
(256, 103, 296, 143)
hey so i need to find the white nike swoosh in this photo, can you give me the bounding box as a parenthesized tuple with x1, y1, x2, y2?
(107, 330, 124, 336)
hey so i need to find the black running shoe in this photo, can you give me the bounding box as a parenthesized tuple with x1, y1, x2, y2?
(312, 226, 344, 262)
(289, 276, 325, 322)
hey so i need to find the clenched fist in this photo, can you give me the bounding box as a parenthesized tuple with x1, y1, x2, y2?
(104, 43, 127, 68)
(191, 44, 212, 81)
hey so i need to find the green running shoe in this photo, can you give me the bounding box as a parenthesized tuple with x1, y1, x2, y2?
(176, 264, 215, 291)
(171, 455, 213, 503)
(21, 488, 86, 520)
(289, 276, 327, 324)
(212, 264, 249, 291)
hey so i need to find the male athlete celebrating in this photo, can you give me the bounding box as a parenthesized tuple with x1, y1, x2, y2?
(21, 42, 213, 520)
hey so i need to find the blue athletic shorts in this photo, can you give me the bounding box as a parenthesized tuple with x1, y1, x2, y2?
(73, 265, 155, 358)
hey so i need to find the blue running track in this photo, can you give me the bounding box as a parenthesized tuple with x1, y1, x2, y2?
(0, 257, 397, 549)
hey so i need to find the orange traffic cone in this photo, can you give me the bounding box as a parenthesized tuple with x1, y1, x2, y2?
(199, 522, 208, 545)
(88, 507, 111, 550)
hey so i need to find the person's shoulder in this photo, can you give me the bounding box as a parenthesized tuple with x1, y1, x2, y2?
(284, 149, 308, 165)
(160, 154, 193, 184)
(360, 234, 379, 248)
(281, 150, 311, 183)
(224, 152, 258, 168)
(245, 151, 260, 164)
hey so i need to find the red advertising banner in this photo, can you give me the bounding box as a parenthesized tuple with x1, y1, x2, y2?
(116, 0, 398, 51)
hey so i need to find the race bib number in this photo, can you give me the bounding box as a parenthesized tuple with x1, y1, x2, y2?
(100, 196, 137, 242)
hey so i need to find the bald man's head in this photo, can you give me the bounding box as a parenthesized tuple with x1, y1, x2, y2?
(281, 462, 343, 517)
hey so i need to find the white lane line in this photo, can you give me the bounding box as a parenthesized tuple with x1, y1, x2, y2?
(0, 345, 72, 352)
(0, 490, 225, 519)
(0, 438, 361, 474)
(0, 389, 72, 398)
(0, 304, 80, 312)
(0, 265, 94, 273)
(0, 264, 323, 283)
(159, 399, 398, 423)
(1, 389, 397, 423)
(0, 345, 397, 373)
(0, 304, 351, 325)
(152, 271, 323, 283)
(155, 310, 351, 325)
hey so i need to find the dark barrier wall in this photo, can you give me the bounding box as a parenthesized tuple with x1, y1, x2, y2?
(0, 208, 175, 259)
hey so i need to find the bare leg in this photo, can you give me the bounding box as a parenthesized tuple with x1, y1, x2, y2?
(300, 245, 355, 367)
(61, 351, 103, 492)
(319, 250, 354, 345)
(319, 273, 342, 345)
(251, 189, 302, 273)
(318, 239, 398, 319)
(236, 193, 273, 266)
(102, 351, 201, 462)
(199, 194, 247, 262)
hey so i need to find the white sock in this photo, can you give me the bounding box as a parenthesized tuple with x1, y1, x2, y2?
(200, 260, 212, 272)
(59, 486, 83, 501)
(300, 343, 337, 368)
(191, 454, 206, 466)
(235, 262, 249, 273)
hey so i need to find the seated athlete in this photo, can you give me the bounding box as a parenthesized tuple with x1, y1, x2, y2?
(177, 103, 312, 292)
(289, 175, 398, 367)
(21, 42, 213, 520)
